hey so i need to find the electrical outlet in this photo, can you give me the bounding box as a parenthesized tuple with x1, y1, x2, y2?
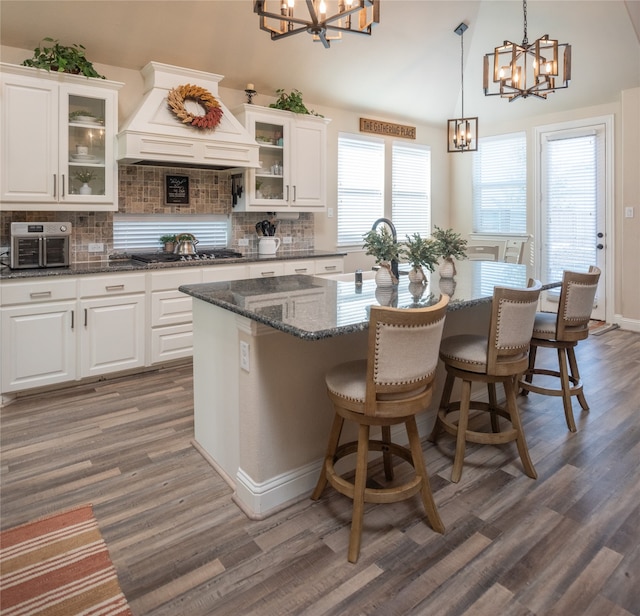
(88, 243, 104, 253)
(282, 236, 292, 244)
(625, 206, 635, 218)
(240, 341, 250, 372)
(238, 238, 249, 246)
(327, 207, 334, 218)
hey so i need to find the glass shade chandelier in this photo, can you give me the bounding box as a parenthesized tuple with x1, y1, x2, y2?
(483, 0, 571, 101)
(447, 23, 478, 153)
(254, 0, 380, 48)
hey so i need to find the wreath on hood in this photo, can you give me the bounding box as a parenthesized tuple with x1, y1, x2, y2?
(167, 84, 223, 130)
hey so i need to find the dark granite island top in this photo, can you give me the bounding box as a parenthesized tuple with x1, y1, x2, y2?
(179, 260, 555, 340)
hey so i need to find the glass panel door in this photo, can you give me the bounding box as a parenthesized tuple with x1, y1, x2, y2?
(254, 120, 286, 205)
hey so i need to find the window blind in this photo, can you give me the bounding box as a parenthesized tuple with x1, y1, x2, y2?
(542, 129, 603, 290)
(113, 214, 229, 251)
(392, 142, 431, 240)
(472, 132, 526, 234)
(337, 134, 384, 246)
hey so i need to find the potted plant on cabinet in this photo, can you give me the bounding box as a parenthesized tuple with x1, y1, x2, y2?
(362, 226, 400, 287)
(400, 233, 439, 284)
(73, 168, 95, 195)
(21, 37, 106, 79)
(432, 226, 468, 278)
(159, 234, 177, 253)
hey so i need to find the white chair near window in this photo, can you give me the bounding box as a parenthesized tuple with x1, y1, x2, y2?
(467, 245, 500, 261)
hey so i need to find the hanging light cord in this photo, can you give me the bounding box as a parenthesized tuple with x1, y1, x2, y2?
(460, 29, 465, 118)
(522, 0, 529, 45)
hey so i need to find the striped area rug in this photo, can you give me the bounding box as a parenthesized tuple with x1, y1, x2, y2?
(0, 505, 132, 616)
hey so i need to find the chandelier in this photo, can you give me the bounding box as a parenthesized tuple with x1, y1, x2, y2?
(483, 0, 571, 101)
(447, 23, 478, 153)
(254, 0, 380, 49)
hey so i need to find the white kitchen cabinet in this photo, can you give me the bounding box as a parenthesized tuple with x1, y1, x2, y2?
(1, 290, 77, 393)
(78, 274, 146, 377)
(232, 104, 329, 212)
(0, 63, 122, 211)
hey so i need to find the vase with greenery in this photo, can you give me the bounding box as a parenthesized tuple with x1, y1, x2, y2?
(400, 233, 439, 284)
(269, 89, 322, 117)
(432, 226, 468, 277)
(159, 234, 177, 253)
(73, 168, 95, 194)
(362, 226, 400, 287)
(22, 37, 106, 79)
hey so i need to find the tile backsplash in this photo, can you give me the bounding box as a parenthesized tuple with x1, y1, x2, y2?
(1, 164, 314, 262)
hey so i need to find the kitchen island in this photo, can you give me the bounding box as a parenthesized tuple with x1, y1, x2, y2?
(179, 262, 557, 519)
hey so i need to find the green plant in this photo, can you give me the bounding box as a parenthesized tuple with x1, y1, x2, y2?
(22, 37, 105, 79)
(362, 226, 400, 264)
(401, 233, 439, 272)
(432, 226, 468, 261)
(69, 110, 96, 120)
(159, 234, 177, 244)
(269, 89, 322, 116)
(73, 167, 95, 184)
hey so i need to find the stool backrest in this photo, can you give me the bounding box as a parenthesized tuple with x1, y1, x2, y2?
(487, 279, 542, 376)
(467, 245, 500, 261)
(365, 294, 449, 417)
(556, 266, 601, 341)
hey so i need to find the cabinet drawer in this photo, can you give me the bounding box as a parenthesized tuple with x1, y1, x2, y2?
(150, 269, 201, 291)
(201, 264, 249, 283)
(249, 262, 285, 278)
(1, 279, 77, 305)
(150, 323, 194, 364)
(79, 273, 146, 297)
(151, 290, 193, 327)
(284, 260, 315, 275)
(315, 258, 344, 276)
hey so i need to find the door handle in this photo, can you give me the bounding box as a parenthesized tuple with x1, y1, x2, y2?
(597, 244, 604, 250)
(71, 309, 74, 330)
(61, 174, 65, 198)
(84, 308, 88, 327)
(597, 232, 604, 238)
(53, 174, 57, 198)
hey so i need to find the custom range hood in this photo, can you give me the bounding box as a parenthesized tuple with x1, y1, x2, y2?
(117, 62, 259, 169)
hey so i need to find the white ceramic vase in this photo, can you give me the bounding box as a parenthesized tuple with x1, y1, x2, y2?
(374, 264, 396, 288)
(79, 183, 92, 195)
(408, 267, 426, 284)
(438, 257, 456, 278)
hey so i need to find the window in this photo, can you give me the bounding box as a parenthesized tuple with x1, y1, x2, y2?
(113, 214, 229, 252)
(472, 132, 526, 233)
(392, 142, 431, 239)
(337, 134, 384, 246)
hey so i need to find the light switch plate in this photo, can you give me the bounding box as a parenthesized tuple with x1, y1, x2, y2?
(240, 341, 250, 372)
(625, 206, 635, 218)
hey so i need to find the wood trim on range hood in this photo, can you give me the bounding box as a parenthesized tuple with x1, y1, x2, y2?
(117, 62, 259, 170)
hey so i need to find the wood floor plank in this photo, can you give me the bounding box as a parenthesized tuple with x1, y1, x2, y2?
(1, 329, 638, 615)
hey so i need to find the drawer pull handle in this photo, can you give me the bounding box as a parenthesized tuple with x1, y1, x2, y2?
(105, 284, 125, 291)
(323, 265, 337, 271)
(295, 268, 308, 273)
(261, 271, 275, 276)
(30, 291, 52, 298)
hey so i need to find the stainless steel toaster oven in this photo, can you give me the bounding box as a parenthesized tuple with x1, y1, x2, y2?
(10, 222, 72, 269)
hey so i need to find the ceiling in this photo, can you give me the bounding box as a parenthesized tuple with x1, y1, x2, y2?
(2, 1, 639, 129)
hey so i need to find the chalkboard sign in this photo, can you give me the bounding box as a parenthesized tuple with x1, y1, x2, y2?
(165, 175, 189, 205)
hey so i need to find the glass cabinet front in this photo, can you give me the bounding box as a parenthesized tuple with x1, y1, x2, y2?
(254, 120, 286, 204)
(67, 94, 107, 197)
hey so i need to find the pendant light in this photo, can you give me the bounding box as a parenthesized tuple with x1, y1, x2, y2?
(448, 22, 478, 153)
(483, 0, 571, 101)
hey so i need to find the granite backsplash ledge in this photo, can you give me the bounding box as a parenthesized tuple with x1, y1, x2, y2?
(1, 164, 315, 262)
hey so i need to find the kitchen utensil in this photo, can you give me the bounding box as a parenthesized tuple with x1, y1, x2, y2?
(255, 222, 264, 236)
(260, 220, 270, 236)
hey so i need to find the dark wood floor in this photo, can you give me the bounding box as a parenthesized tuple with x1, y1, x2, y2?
(1, 327, 639, 616)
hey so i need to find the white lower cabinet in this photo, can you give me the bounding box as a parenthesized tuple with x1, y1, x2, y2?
(0, 257, 344, 394)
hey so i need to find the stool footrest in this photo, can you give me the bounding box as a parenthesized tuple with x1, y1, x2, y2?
(437, 402, 519, 445)
(520, 368, 583, 397)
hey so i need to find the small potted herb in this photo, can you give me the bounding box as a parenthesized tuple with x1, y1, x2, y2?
(159, 234, 177, 253)
(400, 233, 439, 284)
(432, 226, 468, 277)
(362, 226, 400, 287)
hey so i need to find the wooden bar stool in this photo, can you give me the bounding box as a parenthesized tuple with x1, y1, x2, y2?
(311, 295, 449, 563)
(429, 280, 542, 483)
(520, 266, 601, 432)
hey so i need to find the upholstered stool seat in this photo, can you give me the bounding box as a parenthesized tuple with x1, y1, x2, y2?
(430, 280, 542, 483)
(312, 295, 449, 563)
(520, 266, 601, 432)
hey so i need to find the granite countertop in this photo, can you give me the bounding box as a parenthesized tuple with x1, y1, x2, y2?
(0, 249, 346, 280)
(179, 261, 560, 341)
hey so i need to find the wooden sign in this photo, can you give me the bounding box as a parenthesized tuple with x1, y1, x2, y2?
(360, 118, 416, 139)
(165, 174, 189, 205)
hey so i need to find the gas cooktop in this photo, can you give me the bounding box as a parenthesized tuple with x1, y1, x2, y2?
(130, 248, 244, 263)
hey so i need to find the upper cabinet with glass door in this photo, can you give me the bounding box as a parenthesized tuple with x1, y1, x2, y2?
(0, 63, 122, 211)
(232, 104, 330, 212)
